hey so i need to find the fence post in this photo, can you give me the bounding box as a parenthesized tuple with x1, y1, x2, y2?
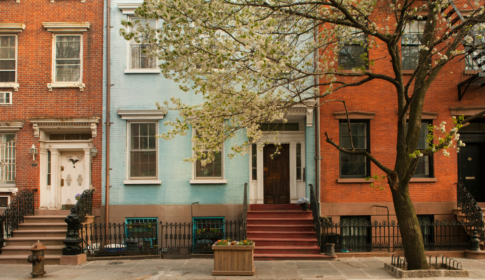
(470, 230, 481, 252)
(63, 207, 82, 255)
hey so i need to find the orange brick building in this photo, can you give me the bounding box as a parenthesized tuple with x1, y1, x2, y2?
(0, 1, 104, 212)
(317, 3, 485, 225)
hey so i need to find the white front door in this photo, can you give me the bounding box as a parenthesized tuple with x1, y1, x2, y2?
(60, 151, 86, 206)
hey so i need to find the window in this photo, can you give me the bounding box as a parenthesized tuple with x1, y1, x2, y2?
(340, 216, 371, 252)
(338, 28, 367, 69)
(0, 35, 16, 83)
(402, 20, 425, 70)
(129, 122, 157, 179)
(193, 217, 224, 254)
(465, 24, 485, 71)
(0, 196, 9, 209)
(0, 92, 11, 104)
(195, 152, 222, 179)
(413, 121, 433, 178)
(251, 144, 257, 180)
(54, 35, 82, 82)
(259, 123, 299, 131)
(339, 121, 369, 178)
(49, 133, 92, 140)
(418, 215, 434, 247)
(128, 16, 157, 70)
(0, 133, 16, 184)
(296, 143, 302, 180)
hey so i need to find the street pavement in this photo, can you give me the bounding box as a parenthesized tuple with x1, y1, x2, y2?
(2, 257, 485, 279)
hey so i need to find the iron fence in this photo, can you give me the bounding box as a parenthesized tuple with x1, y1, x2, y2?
(321, 218, 475, 253)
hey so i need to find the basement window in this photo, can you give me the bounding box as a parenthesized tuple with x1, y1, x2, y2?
(193, 217, 224, 254)
(0, 92, 12, 104)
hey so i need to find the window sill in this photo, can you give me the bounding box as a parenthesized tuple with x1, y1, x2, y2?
(47, 82, 85, 91)
(0, 82, 19, 91)
(123, 179, 161, 185)
(190, 179, 227, 185)
(0, 184, 18, 193)
(402, 70, 415, 75)
(464, 70, 480, 75)
(336, 70, 372, 74)
(124, 69, 161, 74)
(337, 178, 373, 184)
(410, 177, 437, 183)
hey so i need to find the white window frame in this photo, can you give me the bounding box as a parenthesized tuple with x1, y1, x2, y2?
(190, 128, 227, 184)
(0, 34, 19, 91)
(52, 34, 83, 83)
(124, 120, 161, 185)
(0, 91, 12, 105)
(124, 15, 160, 74)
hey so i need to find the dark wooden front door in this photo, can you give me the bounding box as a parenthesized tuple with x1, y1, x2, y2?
(263, 144, 290, 204)
(458, 143, 483, 201)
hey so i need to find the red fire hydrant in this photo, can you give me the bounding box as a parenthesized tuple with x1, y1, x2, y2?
(27, 241, 46, 278)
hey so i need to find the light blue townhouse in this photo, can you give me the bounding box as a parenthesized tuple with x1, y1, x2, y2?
(103, 1, 317, 233)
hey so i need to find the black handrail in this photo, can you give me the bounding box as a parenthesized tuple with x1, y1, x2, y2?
(242, 182, 248, 240)
(72, 189, 95, 224)
(0, 189, 35, 254)
(309, 184, 321, 249)
(457, 183, 484, 238)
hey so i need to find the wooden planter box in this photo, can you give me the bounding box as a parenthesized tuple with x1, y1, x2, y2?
(212, 243, 255, 276)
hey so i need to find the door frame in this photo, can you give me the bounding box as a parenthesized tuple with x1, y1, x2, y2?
(39, 141, 93, 209)
(250, 131, 305, 204)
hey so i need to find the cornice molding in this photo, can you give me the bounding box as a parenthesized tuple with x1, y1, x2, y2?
(117, 109, 166, 120)
(449, 106, 485, 117)
(0, 122, 23, 132)
(0, 23, 25, 33)
(30, 118, 100, 138)
(118, 3, 140, 14)
(42, 22, 90, 33)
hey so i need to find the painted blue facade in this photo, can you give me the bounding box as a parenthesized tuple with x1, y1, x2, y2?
(103, 0, 316, 208)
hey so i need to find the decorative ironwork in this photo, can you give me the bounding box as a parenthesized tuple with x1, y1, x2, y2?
(309, 184, 322, 249)
(242, 182, 248, 240)
(77, 174, 83, 186)
(456, 182, 484, 238)
(66, 174, 72, 186)
(71, 189, 95, 224)
(321, 218, 476, 253)
(391, 254, 463, 270)
(62, 189, 94, 255)
(0, 189, 35, 253)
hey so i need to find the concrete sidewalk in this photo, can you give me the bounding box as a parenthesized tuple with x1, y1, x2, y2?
(1, 257, 485, 279)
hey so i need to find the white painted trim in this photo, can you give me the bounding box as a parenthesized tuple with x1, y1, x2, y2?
(124, 69, 161, 74)
(118, 3, 139, 14)
(0, 122, 23, 132)
(42, 22, 90, 33)
(50, 34, 83, 87)
(123, 179, 162, 185)
(191, 128, 225, 181)
(31, 118, 99, 139)
(117, 110, 166, 120)
(0, 83, 19, 91)
(190, 179, 227, 185)
(125, 121, 160, 181)
(0, 23, 25, 33)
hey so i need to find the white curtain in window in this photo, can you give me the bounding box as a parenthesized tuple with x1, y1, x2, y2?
(55, 36, 81, 82)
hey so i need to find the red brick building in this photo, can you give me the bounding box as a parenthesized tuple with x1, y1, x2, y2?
(317, 3, 485, 226)
(0, 1, 103, 212)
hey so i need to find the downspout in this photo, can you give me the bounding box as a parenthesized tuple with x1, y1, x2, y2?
(105, 0, 111, 225)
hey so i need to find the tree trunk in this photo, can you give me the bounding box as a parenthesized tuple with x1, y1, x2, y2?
(391, 181, 429, 270)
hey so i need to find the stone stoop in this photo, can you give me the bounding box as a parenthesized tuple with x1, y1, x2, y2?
(452, 208, 485, 250)
(247, 204, 336, 261)
(0, 212, 68, 265)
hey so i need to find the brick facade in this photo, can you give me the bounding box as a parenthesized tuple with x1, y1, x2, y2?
(318, 2, 484, 222)
(0, 1, 104, 210)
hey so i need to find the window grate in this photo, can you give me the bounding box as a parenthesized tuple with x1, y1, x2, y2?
(193, 217, 225, 254)
(0, 134, 16, 184)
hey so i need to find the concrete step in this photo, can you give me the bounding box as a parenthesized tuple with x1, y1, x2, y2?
(23, 216, 66, 224)
(250, 204, 301, 211)
(247, 231, 316, 239)
(251, 238, 317, 247)
(247, 225, 315, 232)
(12, 230, 67, 238)
(254, 253, 335, 261)
(247, 210, 312, 219)
(0, 254, 61, 265)
(5, 237, 65, 246)
(35, 210, 70, 216)
(1, 246, 64, 256)
(247, 218, 313, 225)
(453, 208, 463, 216)
(254, 246, 320, 255)
(19, 223, 67, 231)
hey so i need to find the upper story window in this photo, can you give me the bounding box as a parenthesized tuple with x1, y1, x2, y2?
(54, 35, 82, 82)
(129, 122, 158, 179)
(413, 121, 433, 178)
(339, 121, 369, 178)
(128, 16, 157, 70)
(338, 28, 367, 70)
(465, 23, 485, 71)
(191, 129, 225, 183)
(402, 20, 425, 70)
(0, 133, 16, 184)
(0, 35, 17, 83)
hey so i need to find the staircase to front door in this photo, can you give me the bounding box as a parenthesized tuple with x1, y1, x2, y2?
(247, 204, 335, 260)
(0, 210, 68, 264)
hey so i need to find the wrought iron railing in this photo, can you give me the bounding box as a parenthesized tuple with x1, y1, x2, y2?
(80, 221, 159, 256)
(242, 182, 248, 240)
(309, 184, 322, 249)
(72, 189, 95, 223)
(456, 182, 484, 237)
(0, 189, 35, 253)
(160, 219, 245, 256)
(321, 218, 475, 253)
